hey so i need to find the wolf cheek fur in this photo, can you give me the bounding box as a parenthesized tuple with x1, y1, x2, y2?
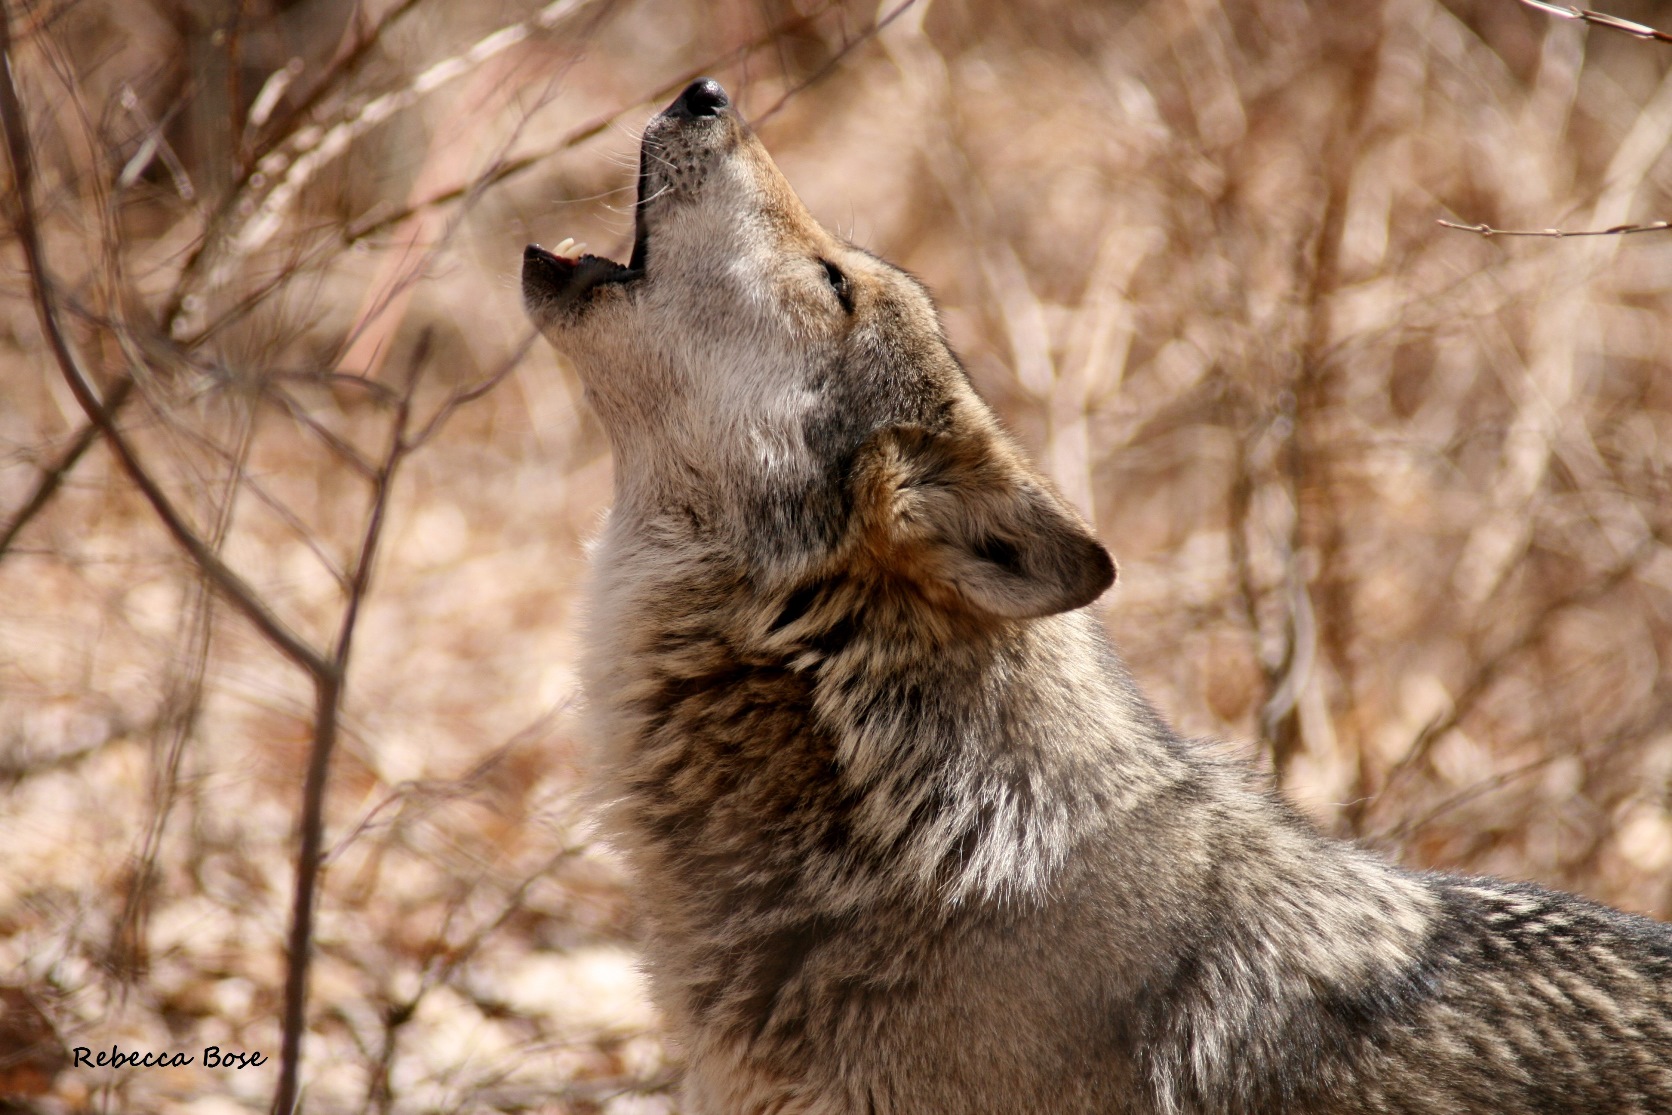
(523, 79, 1672, 1114)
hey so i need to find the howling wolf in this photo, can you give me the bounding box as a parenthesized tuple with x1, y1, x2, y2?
(522, 79, 1672, 1115)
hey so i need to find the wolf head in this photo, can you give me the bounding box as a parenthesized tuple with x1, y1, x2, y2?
(523, 79, 1113, 621)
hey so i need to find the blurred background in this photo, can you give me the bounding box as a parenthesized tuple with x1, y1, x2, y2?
(2, 0, 1671, 1110)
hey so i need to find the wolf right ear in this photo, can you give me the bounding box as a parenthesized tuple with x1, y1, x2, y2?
(851, 425, 1116, 620)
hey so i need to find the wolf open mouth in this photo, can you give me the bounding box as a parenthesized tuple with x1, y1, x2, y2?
(522, 143, 650, 306)
(521, 176, 645, 310)
(522, 79, 729, 315)
(520, 95, 663, 312)
(520, 239, 640, 314)
(520, 136, 647, 311)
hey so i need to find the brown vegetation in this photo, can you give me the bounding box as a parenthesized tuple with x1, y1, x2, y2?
(1, 0, 1669, 1111)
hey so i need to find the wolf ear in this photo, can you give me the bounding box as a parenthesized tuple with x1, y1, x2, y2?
(852, 425, 1116, 620)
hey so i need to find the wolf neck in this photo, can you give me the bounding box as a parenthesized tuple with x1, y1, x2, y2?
(808, 601, 1192, 904)
(584, 513, 1189, 911)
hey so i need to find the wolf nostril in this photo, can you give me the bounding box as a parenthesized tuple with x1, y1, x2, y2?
(672, 78, 729, 119)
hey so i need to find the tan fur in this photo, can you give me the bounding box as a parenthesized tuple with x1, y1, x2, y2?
(524, 80, 1672, 1115)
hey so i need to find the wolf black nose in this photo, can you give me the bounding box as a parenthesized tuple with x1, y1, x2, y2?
(670, 78, 729, 119)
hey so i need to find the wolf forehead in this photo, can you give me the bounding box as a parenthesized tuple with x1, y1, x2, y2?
(519, 80, 968, 427)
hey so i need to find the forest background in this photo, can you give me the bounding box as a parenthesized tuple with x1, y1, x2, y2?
(2, 0, 1672, 1110)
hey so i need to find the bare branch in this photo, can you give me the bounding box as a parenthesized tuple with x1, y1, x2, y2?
(404, 332, 537, 453)
(1375, 753, 1562, 845)
(245, 0, 426, 158)
(342, 4, 852, 249)
(175, 0, 859, 348)
(261, 386, 381, 480)
(0, 376, 132, 559)
(230, 0, 606, 265)
(0, 9, 333, 682)
(271, 334, 427, 1115)
(1372, 528, 1665, 812)
(356, 835, 589, 1115)
(751, 0, 922, 126)
(1437, 217, 1672, 237)
(110, 413, 247, 978)
(1516, 0, 1672, 45)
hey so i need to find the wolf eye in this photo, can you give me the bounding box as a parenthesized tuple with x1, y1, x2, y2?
(820, 259, 853, 313)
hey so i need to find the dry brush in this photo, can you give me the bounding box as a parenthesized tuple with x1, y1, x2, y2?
(0, 0, 1670, 1112)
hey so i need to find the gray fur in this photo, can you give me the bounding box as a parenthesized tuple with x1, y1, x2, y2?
(522, 80, 1672, 1114)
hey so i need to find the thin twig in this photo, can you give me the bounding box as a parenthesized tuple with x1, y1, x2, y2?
(1441, 0, 1672, 245)
(0, 7, 333, 682)
(110, 410, 247, 980)
(405, 332, 538, 453)
(751, 0, 921, 126)
(179, 0, 857, 351)
(246, 0, 427, 161)
(262, 387, 381, 480)
(152, 0, 426, 328)
(344, 4, 848, 249)
(0, 376, 132, 559)
(270, 335, 426, 1115)
(229, 0, 606, 264)
(1516, 0, 1672, 45)
(1437, 217, 1672, 237)
(1374, 528, 1664, 808)
(162, 0, 547, 331)
(1375, 753, 1561, 844)
(354, 836, 587, 1115)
